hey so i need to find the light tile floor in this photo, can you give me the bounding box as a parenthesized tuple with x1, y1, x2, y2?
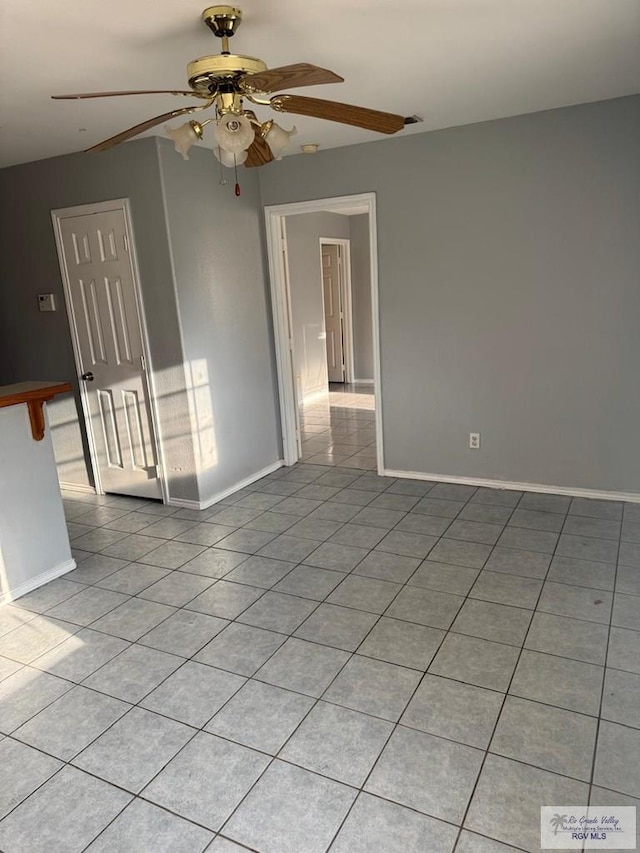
(1, 388, 640, 851)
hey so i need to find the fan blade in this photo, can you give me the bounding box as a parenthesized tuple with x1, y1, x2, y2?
(86, 102, 214, 153)
(270, 95, 405, 134)
(244, 134, 275, 168)
(52, 90, 198, 99)
(240, 63, 343, 95)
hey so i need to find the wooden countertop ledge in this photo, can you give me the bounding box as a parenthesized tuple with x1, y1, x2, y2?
(0, 381, 73, 441)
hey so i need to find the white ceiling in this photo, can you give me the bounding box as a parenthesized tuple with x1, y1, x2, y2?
(1, 0, 639, 168)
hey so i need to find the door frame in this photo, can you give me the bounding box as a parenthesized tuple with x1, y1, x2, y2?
(319, 238, 354, 384)
(264, 192, 383, 472)
(51, 198, 168, 502)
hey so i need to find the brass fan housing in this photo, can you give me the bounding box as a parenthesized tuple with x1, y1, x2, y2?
(202, 6, 243, 38)
(187, 54, 267, 94)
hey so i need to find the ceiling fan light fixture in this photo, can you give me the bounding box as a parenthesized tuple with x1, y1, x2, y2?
(265, 122, 297, 159)
(301, 143, 319, 154)
(213, 146, 247, 167)
(214, 113, 254, 153)
(165, 120, 203, 159)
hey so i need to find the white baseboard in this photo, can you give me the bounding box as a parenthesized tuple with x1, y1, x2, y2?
(168, 460, 285, 511)
(353, 379, 374, 385)
(383, 468, 640, 504)
(1, 558, 77, 606)
(58, 481, 96, 494)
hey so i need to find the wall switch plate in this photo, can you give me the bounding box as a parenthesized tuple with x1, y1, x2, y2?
(469, 432, 481, 449)
(37, 293, 57, 312)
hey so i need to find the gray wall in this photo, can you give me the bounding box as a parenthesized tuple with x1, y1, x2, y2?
(259, 96, 640, 493)
(349, 214, 373, 381)
(0, 139, 198, 500)
(157, 139, 282, 503)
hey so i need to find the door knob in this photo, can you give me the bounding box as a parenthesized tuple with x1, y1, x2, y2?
(81, 372, 94, 382)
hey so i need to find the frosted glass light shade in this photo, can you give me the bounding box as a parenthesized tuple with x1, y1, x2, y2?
(265, 122, 297, 159)
(165, 121, 200, 160)
(214, 114, 255, 153)
(213, 147, 248, 168)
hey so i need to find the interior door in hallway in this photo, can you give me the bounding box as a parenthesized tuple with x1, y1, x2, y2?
(55, 205, 162, 499)
(322, 243, 345, 383)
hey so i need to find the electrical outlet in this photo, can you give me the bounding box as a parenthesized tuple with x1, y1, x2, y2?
(469, 432, 481, 449)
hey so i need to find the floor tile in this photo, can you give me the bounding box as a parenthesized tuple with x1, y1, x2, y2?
(496, 526, 559, 554)
(330, 791, 457, 853)
(273, 564, 346, 600)
(401, 673, 503, 749)
(96, 563, 170, 595)
(519, 492, 571, 514)
(427, 538, 492, 568)
(71, 528, 130, 554)
(141, 661, 245, 728)
(538, 581, 612, 624)
(0, 765, 131, 853)
(0, 738, 62, 819)
(445, 519, 504, 545)
(430, 483, 477, 501)
(408, 561, 479, 596)
(65, 554, 130, 585)
(509, 650, 603, 715)
(185, 581, 264, 619)
(570, 497, 623, 520)
(490, 695, 597, 780)
(616, 563, 640, 596)
(370, 492, 420, 511)
(174, 522, 238, 547)
(455, 830, 524, 852)
(294, 484, 342, 501)
(139, 540, 208, 569)
(352, 550, 420, 583)
(29, 628, 129, 682)
(14, 578, 87, 614)
(602, 668, 640, 729)
(608, 627, 640, 674)
(305, 541, 369, 571)
(286, 516, 345, 542)
(469, 488, 522, 508)
(366, 725, 483, 823)
(358, 617, 445, 670)
(329, 522, 388, 549)
(483, 546, 551, 579)
(281, 700, 392, 786)
(138, 610, 228, 657)
(138, 517, 199, 540)
(394, 513, 452, 536)
(525, 611, 609, 664)
(47, 587, 130, 627)
(464, 754, 588, 852)
(83, 644, 183, 703)
(102, 511, 157, 534)
(178, 548, 248, 579)
(0, 657, 22, 682)
(323, 654, 421, 721)
(508, 508, 564, 532)
(328, 487, 377, 507)
(350, 506, 406, 528)
(223, 760, 356, 853)
(547, 555, 616, 590)
(13, 684, 130, 760)
(308, 501, 362, 522)
(376, 530, 438, 559)
(271, 496, 324, 517)
(256, 637, 349, 697)
(84, 798, 213, 852)
(452, 599, 532, 646)
(0, 604, 38, 638)
(237, 591, 318, 633)
(412, 496, 465, 518)
(327, 574, 401, 613)
(556, 533, 618, 563)
(206, 680, 313, 754)
(0, 615, 80, 664)
(211, 506, 264, 526)
(429, 633, 520, 692)
(101, 534, 167, 561)
(244, 511, 301, 533)
(295, 603, 377, 651)
(612, 592, 640, 630)
(469, 571, 542, 609)
(0, 666, 71, 733)
(90, 598, 176, 640)
(588, 786, 640, 853)
(195, 623, 286, 676)
(385, 586, 464, 629)
(137, 571, 215, 606)
(143, 732, 270, 831)
(73, 706, 194, 793)
(594, 721, 640, 798)
(257, 534, 319, 563)
(224, 555, 295, 589)
(620, 542, 640, 570)
(563, 515, 621, 540)
(216, 529, 279, 556)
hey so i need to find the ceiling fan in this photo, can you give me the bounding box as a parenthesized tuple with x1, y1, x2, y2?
(52, 5, 420, 170)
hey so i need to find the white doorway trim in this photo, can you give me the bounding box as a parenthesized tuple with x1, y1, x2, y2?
(319, 238, 354, 384)
(264, 193, 383, 473)
(51, 198, 169, 503)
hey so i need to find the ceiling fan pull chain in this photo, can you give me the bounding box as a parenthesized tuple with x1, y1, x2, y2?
(234, 153, 241, 196)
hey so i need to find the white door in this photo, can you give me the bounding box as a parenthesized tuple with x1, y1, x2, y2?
(55, 205, 162, 499)
(322, 243, 345, 383)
